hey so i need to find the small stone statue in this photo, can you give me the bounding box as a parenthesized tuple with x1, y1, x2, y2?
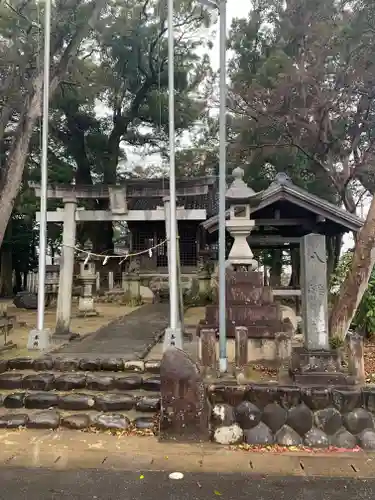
(128, 257, 140, 275)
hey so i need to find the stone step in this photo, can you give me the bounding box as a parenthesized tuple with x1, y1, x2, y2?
(0, 371, 160, 393)
(293, 372, 358, 386)
(225, 270, 263, 286)
(290, 348, 342, 374)
(0, 408, 158, 432)
(205, 304, 281, 324)
(225, 284, 273, 304)
(0, 390, 160, 413)
(0, 357, 161, 374)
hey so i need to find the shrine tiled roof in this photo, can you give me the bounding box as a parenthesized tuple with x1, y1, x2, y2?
(202, 172, 363, 235)
(126, 176, 219, 217)
(127, 193, 216, 213)
(30, 176, 219, 218)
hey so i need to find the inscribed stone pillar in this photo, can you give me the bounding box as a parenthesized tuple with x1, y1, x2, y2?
(300, 233, 329, 350)
(55, 197, 77, 335)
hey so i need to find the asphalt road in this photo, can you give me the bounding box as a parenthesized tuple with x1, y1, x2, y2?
(0, 469, 374, 500)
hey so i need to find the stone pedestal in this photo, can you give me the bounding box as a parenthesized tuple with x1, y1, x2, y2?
(27, 328, 51, 351)
(123, 273, 141, 299)
(198, 273, 211, 295)
(78, 296, 97, 316)
(198, 270, 294, 366)
(289, 346, 356, 385)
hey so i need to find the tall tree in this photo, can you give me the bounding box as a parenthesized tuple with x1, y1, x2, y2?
(228, 0, 375, 206)
(228, 0, 375, 339)
(0, 0, 107, 249)
(44, 0, 213, 250)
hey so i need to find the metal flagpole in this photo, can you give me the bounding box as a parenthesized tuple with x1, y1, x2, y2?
(164, 0, 182, 350)
(198, 0, 227, 372)
(36, 0, 51, 340)
(218, 0, 227, 373)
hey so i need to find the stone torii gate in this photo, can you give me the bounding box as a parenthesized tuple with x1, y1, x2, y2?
(31, 183, 207, 341)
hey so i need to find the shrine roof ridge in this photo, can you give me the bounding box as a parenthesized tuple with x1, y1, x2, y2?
(202, 175, 364, 234)
(30, 176, 217, 199)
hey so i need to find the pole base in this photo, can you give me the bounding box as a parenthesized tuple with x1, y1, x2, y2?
(163, 326, 183, 352)
(219, 357, 228, 374)
(50, 332, 80, 346)
(27, 328, 51, 351)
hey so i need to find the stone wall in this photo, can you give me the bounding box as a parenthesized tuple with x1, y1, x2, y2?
(0, 357, 161, 432)
(208, 383, 375, 450)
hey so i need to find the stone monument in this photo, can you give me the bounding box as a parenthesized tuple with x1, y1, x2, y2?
(159, 348, 209, 442)
(290, 233, 357, 385)
(197, 167, 294, 370)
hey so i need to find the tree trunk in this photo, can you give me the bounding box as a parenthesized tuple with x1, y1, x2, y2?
(269, 249, 283, 287)
(14, 268, 22, 294)
(289, 247, 300, 287)
(94, 130, 123, 253)
(0, 249, 13, 297)
(0, 0, 107, 250)
(329, 196, 375, 340)
(0, 77, 43, 249)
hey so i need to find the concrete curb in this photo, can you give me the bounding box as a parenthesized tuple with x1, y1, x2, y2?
(0, 430, 373, 477)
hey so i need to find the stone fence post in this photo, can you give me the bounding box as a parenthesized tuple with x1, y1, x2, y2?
(347, 333, 366, 384)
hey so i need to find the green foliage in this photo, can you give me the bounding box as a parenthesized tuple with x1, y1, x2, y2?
(330, 251, 375, 336)
(42, 0, 214, 188)
(227, 0, 375, 206)
(329, 336, 344, 350)
(352, 271, 375, 336)
(329, 251, 353, 292)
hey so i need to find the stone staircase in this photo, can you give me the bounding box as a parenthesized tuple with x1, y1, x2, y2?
(0, 357, 161, 433)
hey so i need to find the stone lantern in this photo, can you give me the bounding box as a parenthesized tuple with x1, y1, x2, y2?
(78, 240, 98, 316)
(225, 167, 261, 270)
